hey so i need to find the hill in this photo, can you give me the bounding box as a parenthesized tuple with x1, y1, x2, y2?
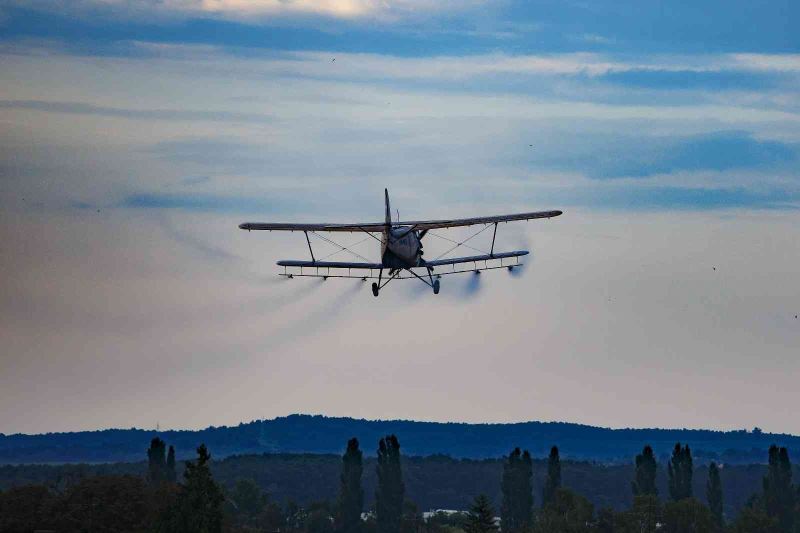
(1, 414, 797, 464)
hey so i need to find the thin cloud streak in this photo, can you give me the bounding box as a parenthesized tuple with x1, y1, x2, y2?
(0, 99, 273, 123)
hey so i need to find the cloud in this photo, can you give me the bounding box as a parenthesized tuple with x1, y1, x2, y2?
(0, 99, 272, 123)
(121, 193, 280, 213)
(9, 0, 479, 21)
(549, 185, 800, 210)
(533, 131, 798, 180)
(598, 69, 780, 91)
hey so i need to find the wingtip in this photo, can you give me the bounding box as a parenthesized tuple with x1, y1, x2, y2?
(238, 223, 249, 230)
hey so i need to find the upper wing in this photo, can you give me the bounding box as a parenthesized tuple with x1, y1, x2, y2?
(240, 222, 387, 233)
(399, 210, 562, 231)
(277, 259, 382, 269)
(239, 210, 562, 233)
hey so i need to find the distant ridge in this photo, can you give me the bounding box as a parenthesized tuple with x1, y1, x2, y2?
(1, 414, 798, 464)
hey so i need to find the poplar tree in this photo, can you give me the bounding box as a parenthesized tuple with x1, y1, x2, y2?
(668, 443, 693, 501)
(147, 437, 167, 485)
(632, 445, 659, 497)
(376, 435, 404, 533)
(707, 462, 723, 531)
(763, 445, 794, 532)
(166, 445, 177, 483)
(336, 437, 364, 533)
(542, 446, 561, 507)
(500, 447, 533, 533)
(465, 494, 498, 533)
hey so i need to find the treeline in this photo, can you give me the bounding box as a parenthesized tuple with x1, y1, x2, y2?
(2, 435, 800, 532)
(2, 414, 798, 463)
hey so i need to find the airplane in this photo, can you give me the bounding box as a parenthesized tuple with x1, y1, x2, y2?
(239, 189, 562, 297)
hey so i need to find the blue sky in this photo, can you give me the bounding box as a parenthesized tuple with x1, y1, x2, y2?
(1, 1, 800, 434)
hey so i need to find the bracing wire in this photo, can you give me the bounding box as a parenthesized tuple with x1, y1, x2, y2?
(310, 231, 373, 263)
(317, 235, 372, 261)
(432, 224, 494, 261)
(427, 231, 488, 256)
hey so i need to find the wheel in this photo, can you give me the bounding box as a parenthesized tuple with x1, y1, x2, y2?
(372, 282, 379, 297)
(433, 279, 440, 295)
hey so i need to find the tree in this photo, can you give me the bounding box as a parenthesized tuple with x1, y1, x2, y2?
(230, 478, 267, 522)
(542, 446, 561, 508)
(148, 437, 168, 485)
(166, 445, 177, 483)
(730, 504, 779, 533)
(376, 435, 404, 533)
(595, 507, 615, 533)
(534, 488, 593, 533)
(464, 494, 498, 533)
(307, 501, 336, 533)
(55, 475, 151, 532)
(615, 495, 661, 533)
(662, 498, 713, 533)
(337, 437, 364, 533)
(706, 462, 723, 531)
(401, 500, 422, 533)
(157, 443, 225, 533)
(763, 445, 794, 533)
(632, 445, 658, 497)
(0, 485, 58, 532)
(668, 443, 693, 501)
(501, 447, 533, 533)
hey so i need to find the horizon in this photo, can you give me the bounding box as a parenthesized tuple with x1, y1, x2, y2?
(2, 412, 795, 438)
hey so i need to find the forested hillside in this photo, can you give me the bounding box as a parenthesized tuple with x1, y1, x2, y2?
(0, 452, 790, 517)
(1, 414, 797, 464)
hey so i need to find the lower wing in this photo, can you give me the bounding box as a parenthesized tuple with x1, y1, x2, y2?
(424, 250, 528, 267)
(276, 251, 527, 270)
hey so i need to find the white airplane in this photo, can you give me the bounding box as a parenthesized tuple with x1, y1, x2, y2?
(239, 190, 562, 296)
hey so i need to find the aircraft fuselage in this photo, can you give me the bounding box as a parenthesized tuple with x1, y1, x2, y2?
(382, 226, 423, 269)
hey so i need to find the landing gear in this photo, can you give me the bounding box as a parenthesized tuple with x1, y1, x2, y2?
(433, 279, 440, 295)
(372, 282, 379, 297)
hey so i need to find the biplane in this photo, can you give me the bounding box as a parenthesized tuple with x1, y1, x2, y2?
(239, 190, 562, 296)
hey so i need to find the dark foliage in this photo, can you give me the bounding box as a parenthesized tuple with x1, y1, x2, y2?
(730, 502, 780, 533)
(376, 435, 404, 533)
(149, 437, 168, 484)
(613, 494, 661, 533)
(542, 446, 561, 507)
(167, 445, 177, 483)
(668, 443, 693, 501)
(336, 437, 364, 533)
(500, 447, 533, 533)
(464, 494, 497, 533)
(706, 462, 723, 530)
(632, 445, 658, 497)
(535, 487, 593, 533)
(2, 453, 791, 518)
(763, 445, 795, 532)
(662, 497, 713, 533)
(0, 484, 58, 532)
(156, 443, 225, 533)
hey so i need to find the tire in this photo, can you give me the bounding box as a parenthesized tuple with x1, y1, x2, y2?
(433, 279, 440, 295)
(372, 282, 379, 297)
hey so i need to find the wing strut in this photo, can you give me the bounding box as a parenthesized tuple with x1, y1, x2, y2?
(304, 231, 315, 262)
(490, 222, 498, 257)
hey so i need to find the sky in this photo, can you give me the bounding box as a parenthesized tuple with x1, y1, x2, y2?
(1, 0, 799, 436)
